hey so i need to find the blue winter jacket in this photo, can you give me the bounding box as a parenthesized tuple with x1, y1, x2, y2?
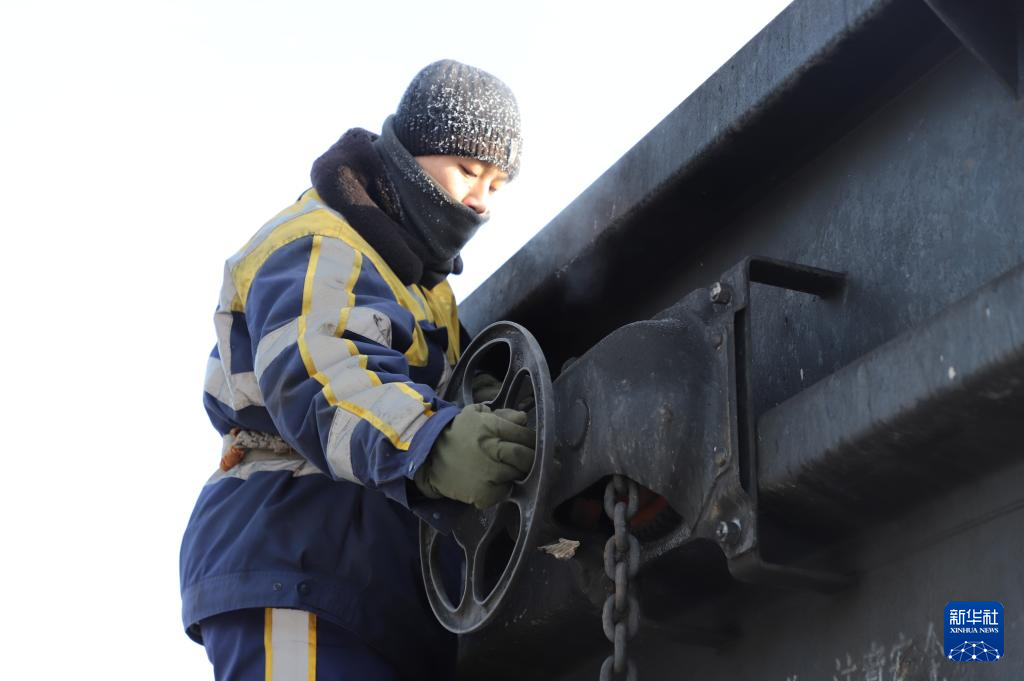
(180, 188, 463, 678)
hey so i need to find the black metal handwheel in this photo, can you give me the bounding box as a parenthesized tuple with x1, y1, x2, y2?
(419, 321, 554, 634)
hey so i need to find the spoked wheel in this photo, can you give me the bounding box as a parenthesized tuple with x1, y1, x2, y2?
(419, 321, 555, 634)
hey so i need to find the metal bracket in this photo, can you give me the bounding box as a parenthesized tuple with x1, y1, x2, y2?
(712, 257, 851, 592)
(924, 0, 1021, 98)
(453, 257, 854, 676)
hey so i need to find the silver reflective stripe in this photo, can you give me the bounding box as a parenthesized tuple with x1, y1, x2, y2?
(307, 194, 342, 219)
(347, 306, 393, 347)
(267, 609, 314, 681)
(210, 308, 265, 410)
(213, 308, 235, 382)
(325, 407, 359, 481)
(436, 359, 454, 396)
(301, 238, 364, 374)
(306, 238, 393, 348)
(204, 356, 232, 407)
(304, 236, 436, 450)
(205, 366, 264, 411)
(204, 358, 265, 410)
(205, 449, 323, 485)
(318, 354, 378, 398)
(346, 383, 433, 443)
(230, 371, 264, 409)
(326, 400, 431, 478)
(303, 317, 357, 372)
(254, 318, 300, 383)
(310, 238, 356, 321)
(218, 261, 238, 313)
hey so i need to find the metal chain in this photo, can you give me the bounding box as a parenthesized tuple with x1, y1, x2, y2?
(600, 475, 640, 681)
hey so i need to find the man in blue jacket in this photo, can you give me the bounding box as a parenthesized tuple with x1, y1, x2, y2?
(180, 59, 534, 681)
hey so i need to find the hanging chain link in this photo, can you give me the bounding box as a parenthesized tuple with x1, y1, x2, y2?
(600, 475, 641, 681)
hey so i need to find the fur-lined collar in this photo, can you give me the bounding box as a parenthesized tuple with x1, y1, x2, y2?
(311, 128, 431, 286)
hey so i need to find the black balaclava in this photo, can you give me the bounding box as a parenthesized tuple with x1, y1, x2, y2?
(374, 59, 522, 284)
(375, 116, 487, 279)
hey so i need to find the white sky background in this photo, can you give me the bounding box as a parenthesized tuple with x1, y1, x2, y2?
(0, 0, 791, 677)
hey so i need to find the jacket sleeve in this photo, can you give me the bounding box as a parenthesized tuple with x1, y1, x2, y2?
(243, 233, 460, 507)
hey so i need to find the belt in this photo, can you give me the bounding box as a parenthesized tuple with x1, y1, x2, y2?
(206, 428, 321, 485)
(219, 428, 298, 471)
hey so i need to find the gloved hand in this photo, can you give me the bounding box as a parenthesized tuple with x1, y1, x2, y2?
(470, 371, 536, 411)
(414, 404, 536, 509)
(471, 372, 502, 403)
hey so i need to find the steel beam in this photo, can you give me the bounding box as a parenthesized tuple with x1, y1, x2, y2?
(461, 0, 961, 370)
(758, 260, 1024, 533)
(923, 0, 1021, 97)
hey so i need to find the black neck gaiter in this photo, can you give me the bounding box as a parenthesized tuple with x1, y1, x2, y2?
(374, 116, 488, 273)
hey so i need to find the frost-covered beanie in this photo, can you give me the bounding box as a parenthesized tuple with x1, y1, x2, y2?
(394, 59, 522, 179)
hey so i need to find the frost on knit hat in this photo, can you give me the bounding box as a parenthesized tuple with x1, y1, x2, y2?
(394, 60, 522, 179)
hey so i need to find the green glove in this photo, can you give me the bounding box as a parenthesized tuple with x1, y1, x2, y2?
(470, 372, 536, 411)
(471, 372, 502, 403)
(415, 404, 536, 509)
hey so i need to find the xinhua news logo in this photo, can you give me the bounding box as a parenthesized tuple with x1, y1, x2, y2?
(944, 601, 1003, 661)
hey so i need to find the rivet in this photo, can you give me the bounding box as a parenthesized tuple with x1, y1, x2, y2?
(715, 519, 742, 546)
(710, 282, 733, 305)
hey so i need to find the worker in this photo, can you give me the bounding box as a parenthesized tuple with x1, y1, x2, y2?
(180, 59, 535, 681)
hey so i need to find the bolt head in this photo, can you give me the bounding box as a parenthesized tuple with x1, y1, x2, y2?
(710, 282, 732, 305)
(715, 519, 742, 545)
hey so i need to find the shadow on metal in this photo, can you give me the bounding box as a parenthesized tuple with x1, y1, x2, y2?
(455, 258, 853, 680)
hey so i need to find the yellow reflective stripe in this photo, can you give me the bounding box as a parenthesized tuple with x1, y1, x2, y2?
(395, 382, 435, 417)
(343, 339, 382, 386)
(264, 609, 273, 681)
(335, 398, 413, 450)
(422, 279, 461, 363)
(228, 192, 324, 313)
(231, 191, 418, 314)
(297, 236, 323, 379)
(406, 329, 429, 367)
(408, 286, 432, 324)
(307, 613, 316, 681)
(238, 191, 323, 263)
(337, 382, 435, 451)
(229, 190, 430, 366)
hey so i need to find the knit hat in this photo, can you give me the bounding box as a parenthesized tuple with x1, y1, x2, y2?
(393, 59, 522, 179)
